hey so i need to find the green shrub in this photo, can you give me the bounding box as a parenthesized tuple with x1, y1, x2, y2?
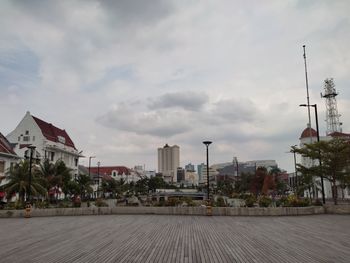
(215, 196, 226, 207)
(296, 198, 310, 207)
(35, 201, 49, 209)
(277, 196, 289, 207)
(313, 199, 323, 206)
(244, 195, 256, 207)
(279, 195, 311, 207)
(165, 197, 182, 207)
(95, 198, 108, 207)
(181, 197, 196, 207)
(258, 196, 272, 207)
(58, 201, 71, 208)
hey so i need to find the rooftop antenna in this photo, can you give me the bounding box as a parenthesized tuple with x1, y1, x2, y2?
(303, 45, 313, 141)
(321, 78, 341, 135)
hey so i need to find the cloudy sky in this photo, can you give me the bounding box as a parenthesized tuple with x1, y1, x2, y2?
(1, 0, 350, 172)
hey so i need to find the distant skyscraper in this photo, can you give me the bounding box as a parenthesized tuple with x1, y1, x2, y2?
(185, 163, 195, 172)
(197, 163, 205, 182)
(157, 144, 180, 183)
(177, 167, 185, 183)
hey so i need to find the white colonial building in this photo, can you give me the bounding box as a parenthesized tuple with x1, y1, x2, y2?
(0, 132, 21, 200)
(6, 111, 81, 176)
(298, 126, 350, 200)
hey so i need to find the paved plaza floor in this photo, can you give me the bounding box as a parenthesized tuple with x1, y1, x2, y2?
(0, 214, 349, 262)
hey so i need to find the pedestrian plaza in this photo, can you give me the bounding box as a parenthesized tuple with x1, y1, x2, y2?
(0, 215, 349, 262)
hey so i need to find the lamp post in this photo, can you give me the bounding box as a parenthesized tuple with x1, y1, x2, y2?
(290, 145, 298, 195)
(203, 141, 212, 201)
(97, 161, 100, 199)
(27, 145, 36, 204)
(88, 156, 96, 178)
(300, 103, 326, 204)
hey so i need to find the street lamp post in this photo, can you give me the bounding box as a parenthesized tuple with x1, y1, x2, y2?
(97, 161, 100, 199)
(290, 145, 298, 195)
(88, 156, 96, 178)
(203, 141, 212, 201)
(27, 145, 36, 204)
(300, 103, 326, 204)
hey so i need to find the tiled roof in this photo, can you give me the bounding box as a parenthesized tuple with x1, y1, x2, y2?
(328, 131, 350, 138)
(300, 127, 317, 139)
(0, 132, 17, 156)
(89, 166, 131, 176)
(32, 115, 76, 149)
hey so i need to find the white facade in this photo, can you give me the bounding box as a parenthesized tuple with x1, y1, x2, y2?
(157, 144, 180, 183)
(199, 165, 218, 185)
(299, 126, 350, 199)
(6, 111, 80, 176)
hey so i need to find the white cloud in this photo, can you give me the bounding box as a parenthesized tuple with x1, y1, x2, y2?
(1, 0, 350, 171)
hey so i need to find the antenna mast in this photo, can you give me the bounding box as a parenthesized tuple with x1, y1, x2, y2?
(303, 45, 312, 140)
(321, 78, 341, 135)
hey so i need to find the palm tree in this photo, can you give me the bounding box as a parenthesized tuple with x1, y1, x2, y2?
(76, 173, 92, 200)
(35, 159, 55, 200)
(36, 159, 72, 202)
(3, 160, 46, 203)
(54, 160, 72, 198)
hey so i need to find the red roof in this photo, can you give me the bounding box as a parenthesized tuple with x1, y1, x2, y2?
(32, 115, 76, 149)
(0, 133, 17, 156)
(89, 166, 131, 176)
(300, 127, 317, 139)
(328, 131, 350, 139)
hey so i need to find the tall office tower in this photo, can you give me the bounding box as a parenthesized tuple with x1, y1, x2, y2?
(185, 163, 195, 172)
(157, 144, 180, 183)
(197, 163, 205, 182)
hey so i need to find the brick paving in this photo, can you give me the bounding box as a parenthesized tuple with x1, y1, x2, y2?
(0, 215, 349, 262)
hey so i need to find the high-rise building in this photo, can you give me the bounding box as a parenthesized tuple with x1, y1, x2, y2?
(197, 163, 205, 182)
(177, 167, 185, 183)
(157, 144, 180, 183)
(185, 163, 195, 172)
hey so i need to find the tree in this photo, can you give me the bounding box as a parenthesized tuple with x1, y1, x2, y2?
(37, 159, 72, 202)
(3, 160, 47, 203)
(101, 178, 117, 197)
(250, 167, 267, 196)
(295, 164, 318, 199)
(148, 177, 166, 192)
(217, 180, 234, 196)
(135, 177, 149, 194)
(54, 160, 72, 198)
(76, 173, 92, 200)
(234, 172, 254, 193)
(35, 159, 55, 199)
(294, 138, 350, 204)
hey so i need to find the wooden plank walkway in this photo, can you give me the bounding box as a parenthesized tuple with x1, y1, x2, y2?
(0, 215, 349, 262)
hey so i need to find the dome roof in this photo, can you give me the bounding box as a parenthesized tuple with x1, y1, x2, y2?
(300, 127, 317, 139)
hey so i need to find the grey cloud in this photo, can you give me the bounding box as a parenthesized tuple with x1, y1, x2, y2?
(97, 106, 191, 137)
(98, 0, 174, 27)
(148, 91, 209, 111)
(213, 98, 257, 122)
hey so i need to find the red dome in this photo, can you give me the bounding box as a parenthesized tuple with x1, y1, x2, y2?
(300, 127, 317, 139)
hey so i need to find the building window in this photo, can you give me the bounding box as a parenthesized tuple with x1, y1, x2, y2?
(112, 171, 117, 177)
(23, 136, 30, 142)
(0, 161, 4, 174)
(50, 152, 55, 161)
(25, 130, 29, 135)
(18, 137, 20, 142)
(74, 158, 78, 167)
(32, 136, 35, 141)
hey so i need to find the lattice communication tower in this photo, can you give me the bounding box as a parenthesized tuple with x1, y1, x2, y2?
(321, 78, 341, 135)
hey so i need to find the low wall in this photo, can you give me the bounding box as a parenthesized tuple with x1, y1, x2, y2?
(0, 206, 328, 218)
(324, 204, 350, 214)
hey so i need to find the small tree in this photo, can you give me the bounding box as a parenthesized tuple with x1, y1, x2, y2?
(294, 138, 350, 205)
(4, 160, 47, 203)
